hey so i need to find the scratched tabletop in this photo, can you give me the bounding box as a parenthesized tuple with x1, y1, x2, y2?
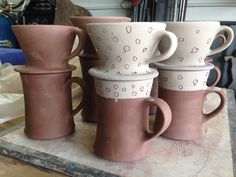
(0, 89, 234, 177)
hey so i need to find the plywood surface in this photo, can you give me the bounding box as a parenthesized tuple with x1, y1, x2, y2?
(0, 89, 234, 177)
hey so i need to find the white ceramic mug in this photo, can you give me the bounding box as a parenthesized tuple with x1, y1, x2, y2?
(86, 22, 177, 75)
(159, 21, 234, 66)
(154, 63, 221, 91)
(89, 67, 158, 99)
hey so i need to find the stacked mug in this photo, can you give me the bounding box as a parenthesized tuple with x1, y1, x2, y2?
(86, 22, 178, 162)
(152, 21, 234, 140)
(70, 16, 131, 122)
(12, 25, 86, 140)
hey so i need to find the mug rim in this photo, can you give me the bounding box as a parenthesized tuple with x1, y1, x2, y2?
(89, 67, 159, 81)
(86, 22, 166, 27)
(154, 63, 214, 71)
(164, 21, 220, 25)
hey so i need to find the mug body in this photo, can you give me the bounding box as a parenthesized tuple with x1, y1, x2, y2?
(155, 63, 218, 91)
(89, 67, 159, 99)
(95, 96, 152, 162)
(19, 69, 75, 140)
(12, 25, 80, 69)
(158, 88, 205, 140)
(87, 22, 168, 75)
(160, 21, 227, 65)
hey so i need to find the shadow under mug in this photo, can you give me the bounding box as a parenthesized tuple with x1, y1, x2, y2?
(157, 87, 226, 140)
(15, 66, 85, 140)
(94, 95, 172, 162)
(12, 25, 85, 70)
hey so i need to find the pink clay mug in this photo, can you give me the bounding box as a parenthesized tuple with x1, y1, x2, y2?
(15, 66, 86, 140)
(157, 87, 226, 140)
(12, 25, 85, 70)
(94, 95, 172, 162)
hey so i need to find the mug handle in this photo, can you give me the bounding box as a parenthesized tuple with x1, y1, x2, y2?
(208, 25, 234, 56)
(149, 31, 178, 63)
(69, 77, 86, 116)
(202, 88, 226, 123)
(68, 28, 86, 60)
(145, 97, 172, 141)
(208, 66, 221, 87)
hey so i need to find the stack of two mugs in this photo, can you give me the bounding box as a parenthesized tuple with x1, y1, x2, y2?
(153, 21, 234, 140)
(12, 25, 86, 140)
(86, 22, 178, 162)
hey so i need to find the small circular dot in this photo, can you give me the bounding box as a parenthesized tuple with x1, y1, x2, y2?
(140, 86, 144, 92)
(113, 84, 119, 89)
(137, 62, 141, 67)
(111, 64, 115, 69)
(148, 27, 153, 33)
(133, 56, 138, 61)
(105, 88, 111, 92)
(103, 28, 107, 33)
(113, 37, 119, 42)
(116, 56, 122, 62)
(114, 92, 119, 97)
(124, 64, 129, 69)
(131, 84, 135, 88)
(122, 88, 127, 92)
(135, 39, 141, 44)
(132, 91, 137, 96)
(178, 85, 183, 90)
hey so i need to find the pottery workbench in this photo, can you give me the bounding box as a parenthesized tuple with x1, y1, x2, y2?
(0, 89, 235, 177)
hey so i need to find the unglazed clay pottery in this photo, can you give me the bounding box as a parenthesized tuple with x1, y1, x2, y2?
(79, 54, 102, 122)
(86, 22, 177, 75)
(12, 25, 85, 70)
(159, 21, 234, 66)
(14, 65, 85, 140)
(89, 67, 158, 99)
(154, 63, 221, 91)
(94, 95, 172, 162)
(70, 16, 131, 56)
(158, 87, 226, 140)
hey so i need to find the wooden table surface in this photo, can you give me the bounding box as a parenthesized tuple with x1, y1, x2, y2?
(0, 116, 68, 177)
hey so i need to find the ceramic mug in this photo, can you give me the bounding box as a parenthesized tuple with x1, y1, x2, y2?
(94, 95, 172, 162)
(15, 65, 85, 140)
(159, 21, 234, 66)
(158, 87, 226, 140)
(89, 67, 158, 99)
(12, 25, 85, 70)
(155, 63, 221, 91)
(86, 22, 177, 75)
(70, 16, 131, 56)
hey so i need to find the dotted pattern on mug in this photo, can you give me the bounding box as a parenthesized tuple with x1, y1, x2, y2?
(95, 79, 153, 99)
(88, 25, 160, 75)
(159, 71, 210, 91)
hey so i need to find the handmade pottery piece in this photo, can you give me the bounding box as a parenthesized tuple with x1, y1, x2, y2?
(14, 65, 85, 140)
(12, 25, 85, 70)
(94, 95, 172, 162)
(70, 16, 131, 56)
(155, 63, 221, 91)
(86, 22, 177, 75)
(158, 87, 226, 140)
(79, 54, 102, 122)
(159, 21, 234, 66)
(89, 67, 158, 99)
